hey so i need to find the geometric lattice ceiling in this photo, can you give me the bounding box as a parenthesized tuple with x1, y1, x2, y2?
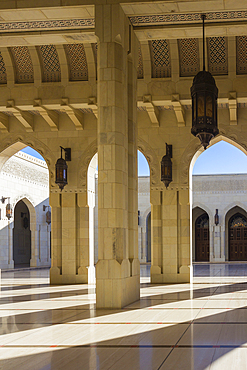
(207, 37, 228, 75)
(137, 46, 144, 79)
(0, 52, 7, 84)
(37, 45, 61, 82)
(178, 38, 200, 77)
(149, 40, 171, 78)
(236, 36, 247, 75)
(10, 46, 34, 83)
(64, 44, 88, 81)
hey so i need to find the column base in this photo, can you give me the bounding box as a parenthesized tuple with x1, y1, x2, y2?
(210, 257, 226, 262)
(96, 258, 140, 309)
(50, 266, 88, 284)
(151, 265, 190, 284)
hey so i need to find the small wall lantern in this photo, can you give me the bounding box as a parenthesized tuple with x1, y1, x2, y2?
(161, 144, 173, 189)
(6, 199, 12, 220)
(43, 205, 51, 225)
(55, 146, 71, 191)
(214, 209, 219, 225)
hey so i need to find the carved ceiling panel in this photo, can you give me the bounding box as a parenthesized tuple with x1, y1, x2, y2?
(64, 44, 88, 81)
(149, 39, 171, 78)
(236, 36, 247, 75)
(0, 52, 7, 84)
(10, 46, 34, 83)
(207, 37, 228, 75)
(137, 46, 144, 79)
(37, 45, 61, 83)
(178, 38, 200, 77)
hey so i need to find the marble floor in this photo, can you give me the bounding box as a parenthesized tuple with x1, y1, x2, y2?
(1, 264, 247, 369)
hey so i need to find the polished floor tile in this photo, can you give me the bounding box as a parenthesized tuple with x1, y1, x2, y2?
(1, 264, 247, 369)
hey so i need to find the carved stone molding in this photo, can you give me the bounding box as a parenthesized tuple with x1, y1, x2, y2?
(0, 133, 56, 187)
(13, 194, 36, 210)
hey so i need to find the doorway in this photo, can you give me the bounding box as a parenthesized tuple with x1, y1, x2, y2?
(195, 213, 209, 262)
(229, 213, 247, 261)
(13, 200, 31, 268)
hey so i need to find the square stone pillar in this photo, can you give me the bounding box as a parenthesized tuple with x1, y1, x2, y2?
(151, 189, 190, 283)
(95, 4, 139, 308)
(150, 190, 162, 278)
(50, 191, 89, 284)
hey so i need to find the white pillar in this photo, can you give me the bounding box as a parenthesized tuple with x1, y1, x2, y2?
(8, 221, 14, 268)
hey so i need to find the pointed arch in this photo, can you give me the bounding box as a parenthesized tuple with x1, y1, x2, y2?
(0, 133, 55, 186)
(78, 139, 98, 190)
(180, 134, 247, 185)
(13, 197, 36, 267)
(78, 137, 160, 189)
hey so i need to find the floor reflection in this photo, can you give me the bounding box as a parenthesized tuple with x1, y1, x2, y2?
(0, 264, 247, 369)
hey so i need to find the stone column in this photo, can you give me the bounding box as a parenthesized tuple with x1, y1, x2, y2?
(50, 193, 62, 283)
(77, 192, 90, 283)
(213, 225, 222, 261)
(95, 4, 139, 308)
(151, 189, 190, 283)
(50, 191, 89, 284)
(150, 190, 162, 282)
(8, 221, 14, 268)
(178, 189, 190, 280)
(127, 32, 140, 292)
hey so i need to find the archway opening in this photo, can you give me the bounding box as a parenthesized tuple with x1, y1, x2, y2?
(137, 150, 151, 279)
(0, 144, 50, 270)
(88, 153, 98, 284)
(190, 139, 247, 280)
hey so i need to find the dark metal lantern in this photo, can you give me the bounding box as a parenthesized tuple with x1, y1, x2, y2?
(191, 70, 219, 149)
(161, 144, 173, 189)
(55, 146, 71, 191)
(214, 209, 219, 226)
(191, 14, 219, 149)
(6, 202, 12, 220)
(46, 210, 51, 225)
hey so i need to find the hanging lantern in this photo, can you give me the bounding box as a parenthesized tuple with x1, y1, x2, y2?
(46, 210, 51, 225)
(161, 144, 173, 189)
(191, 14, 219, 149)
(55, 146, 71, 191)
(6, 202, 12, 220)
